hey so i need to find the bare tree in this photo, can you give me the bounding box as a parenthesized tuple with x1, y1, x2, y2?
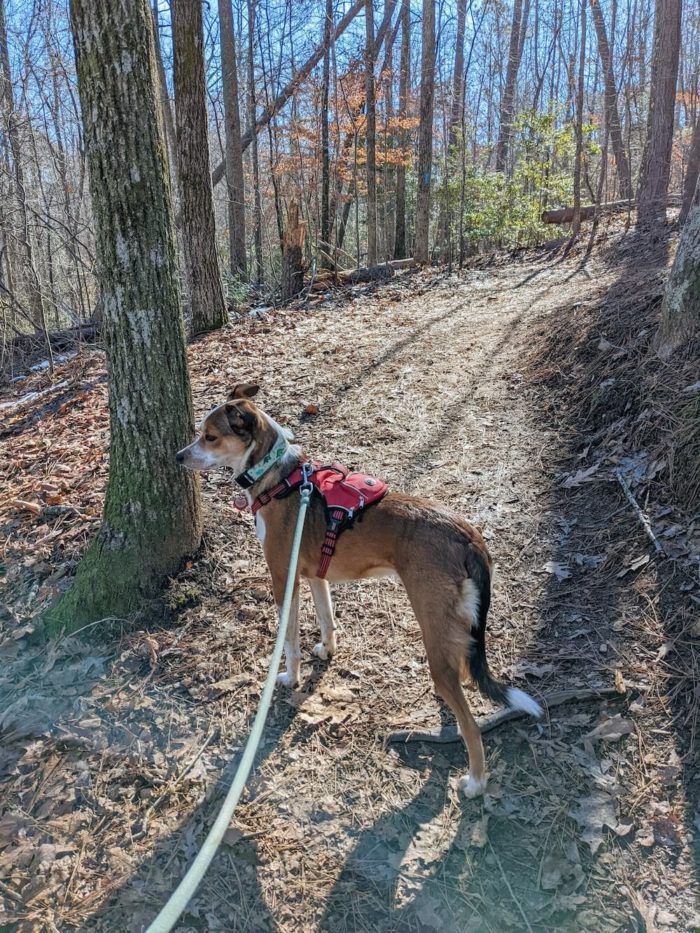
(46, 0, 201, 632)
(495, 0, 528, 173)
(680, 115, 700, 225)
(320, 0, 333, 268)
(415, 0, 435, 264)
(219, 0, 247, 280)
(589, 0, 632, 200)
(365, 0, 378, 265)
(572, 0, 587, 237)
(394, 0, 410, 259)
(0, 0, 46, 332)
(637, 0, 682, 225)
(247, 0, 264, 284)
(173, 0, 227, 333)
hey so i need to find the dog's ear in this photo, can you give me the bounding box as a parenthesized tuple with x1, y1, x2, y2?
(224, 400, 256, 434)
(228, 383, 259, 401)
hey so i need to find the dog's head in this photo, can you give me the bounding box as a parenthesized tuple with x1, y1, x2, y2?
(176, 383, 271, 472)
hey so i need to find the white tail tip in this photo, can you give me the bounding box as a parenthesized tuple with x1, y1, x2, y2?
(506, 687, 543, 718)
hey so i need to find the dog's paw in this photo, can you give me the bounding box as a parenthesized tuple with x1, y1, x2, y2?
(276, 670, 299, 688)
(458, 774, 488, 799)
(312, 642, 334, 661)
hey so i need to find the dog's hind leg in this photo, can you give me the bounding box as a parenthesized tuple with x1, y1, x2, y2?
(309, 578, 336, 660)
(430, 660, 487, 798)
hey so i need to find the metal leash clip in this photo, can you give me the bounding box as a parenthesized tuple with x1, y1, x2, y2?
(300, 461, 314, 496)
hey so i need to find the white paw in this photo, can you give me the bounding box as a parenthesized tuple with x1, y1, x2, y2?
(312, 642, 334, 660)
(276, 670, 299, 688)
(459, 774, 488, 799)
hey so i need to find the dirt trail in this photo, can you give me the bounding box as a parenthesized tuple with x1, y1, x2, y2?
(1, 244, 697, 931)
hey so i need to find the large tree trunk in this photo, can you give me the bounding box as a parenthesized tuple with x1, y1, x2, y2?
(247, 0, 264, 285)
(656, 175, 700, 355)
(680, 116, 700, 225)
(218, 0, 247, 281)
(495, 0, 527, 173)
(393, 0, 410, 259)
(152, 2, 178, 199)
(0, 0, 46, 333)
(365, 0, 378, 266)
(589, 0, 632, 200)
(46, 0, 201, 633)
(172, 0, 227, 334)
(637, 0, 682, 225)
(414, 0, 435, 264)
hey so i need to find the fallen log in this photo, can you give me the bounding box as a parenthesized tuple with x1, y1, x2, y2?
(310, 258, 415, 290)
(11, 323, 101, 354)
(542, 195, 681, 224)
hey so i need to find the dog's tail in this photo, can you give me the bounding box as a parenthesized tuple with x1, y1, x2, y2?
(467, 558, 543, 718)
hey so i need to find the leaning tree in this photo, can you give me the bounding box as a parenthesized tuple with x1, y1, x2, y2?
(45, 0, 201, 632)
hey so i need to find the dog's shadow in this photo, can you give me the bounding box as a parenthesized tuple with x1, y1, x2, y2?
(319, 703, 484, 931)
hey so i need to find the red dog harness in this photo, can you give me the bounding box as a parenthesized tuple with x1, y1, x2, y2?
(237, 461, 388, 578)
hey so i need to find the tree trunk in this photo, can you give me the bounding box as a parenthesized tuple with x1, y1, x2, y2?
(656, 174, 700, 354)
(680, 115, 700, 225)
(218, 0, 247, 281)
(172, 0, 227, 334)
(45, 0, 201, 633)
(415, 0, 435, 264)
(495, 0, 526, 173)
(152, 2, 179, 199)
(247, 0, 264, 285)
(449, 0, 468, 147)
(281, 200, 306, 300)
(393, 0, 410, 259)
(0, 0, 46, 333)
(365, 0, 378, 266)
(637, 0, 682, 225)
(572, 0, 587, 238)
(320, 0, 333, 268)
(589, 0, 632, 200)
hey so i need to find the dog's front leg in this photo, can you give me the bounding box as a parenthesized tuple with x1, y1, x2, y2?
(309, 578, 336, 660)
(274, 582, 301, 688)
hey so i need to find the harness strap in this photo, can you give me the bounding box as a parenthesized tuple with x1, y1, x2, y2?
(317, 508, 347, 578)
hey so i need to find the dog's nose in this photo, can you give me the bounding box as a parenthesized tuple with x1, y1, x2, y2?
(176, 450, 185, 464)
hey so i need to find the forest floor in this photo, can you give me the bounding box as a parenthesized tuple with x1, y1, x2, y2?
(1, 224, 699, 932)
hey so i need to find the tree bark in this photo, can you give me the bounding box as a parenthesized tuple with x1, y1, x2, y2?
(637, 0, 682, 225)
(656, 174, 700, 354)
(589, 0, 632, 200)
(172, 0, 227, 334)
(45, 0, 201, 633)
(218, 0, 247, 280)
(365, 0, 378, 266)
(414, 0, 435, 264)
(281, 200, 306, 300)
(152, 2, 179, 199)
(393, 0, 410, 259)
(680, 115, 700, 225)
(449, 0, 468, 148)
(495, 0, 526, 173)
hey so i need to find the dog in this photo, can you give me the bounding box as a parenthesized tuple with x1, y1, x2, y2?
(176, 383, 542, 798)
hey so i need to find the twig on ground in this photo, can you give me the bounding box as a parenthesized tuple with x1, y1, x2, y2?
(387, 686, 622, 744)
(615, 469, 663, 553)
(488, 838, 535, 933)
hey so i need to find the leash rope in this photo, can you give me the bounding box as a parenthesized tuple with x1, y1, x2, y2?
(146, 478, 313, 933)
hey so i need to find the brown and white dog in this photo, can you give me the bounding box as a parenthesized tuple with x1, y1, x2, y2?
(176, 384, 541, 798)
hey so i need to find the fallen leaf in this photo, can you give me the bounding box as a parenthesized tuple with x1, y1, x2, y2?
(561, 463, 600, 488)
(571, 792, 618, 853)
(586, 714, 635, 742)
(541, 560, 571, 581)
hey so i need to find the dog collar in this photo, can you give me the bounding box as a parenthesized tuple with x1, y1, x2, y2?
(235, 436, 290, 489)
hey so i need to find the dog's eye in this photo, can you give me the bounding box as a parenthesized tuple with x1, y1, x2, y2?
(204, 433, 216, 443)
